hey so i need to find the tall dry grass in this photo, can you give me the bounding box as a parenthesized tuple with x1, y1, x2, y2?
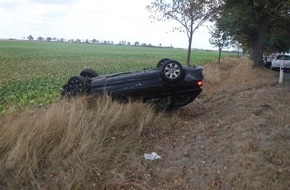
(202, 58, 247, 84)
(0, 96, 162, 189)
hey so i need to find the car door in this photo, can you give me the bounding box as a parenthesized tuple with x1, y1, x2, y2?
(137, 69, 166, 98)
(283, 55, 290, 68)
(105, 72, 141, 98)
(272, 55, 281, 68)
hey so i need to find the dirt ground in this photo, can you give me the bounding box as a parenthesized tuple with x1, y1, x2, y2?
(142, 58, 290, 189)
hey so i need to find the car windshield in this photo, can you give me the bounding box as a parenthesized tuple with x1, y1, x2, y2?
(285, 55, 290, 60)
(276, 55, 290, 60)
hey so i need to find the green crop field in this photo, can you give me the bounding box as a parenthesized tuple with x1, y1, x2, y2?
(0, 40, 232, 114)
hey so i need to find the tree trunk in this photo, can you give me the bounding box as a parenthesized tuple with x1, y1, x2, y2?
(252, 17, 271, 68)
(249, 45, 254, 60)
(186, 33, 193, 65)
(218, 48, 222, 64)
(186, 18, 194, 65)
(249, 35, 258, 60)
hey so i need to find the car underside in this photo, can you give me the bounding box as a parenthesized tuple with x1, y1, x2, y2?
(61, 59, 204, 110)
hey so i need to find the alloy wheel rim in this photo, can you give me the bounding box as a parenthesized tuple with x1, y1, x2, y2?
(165, 63, 181, 79)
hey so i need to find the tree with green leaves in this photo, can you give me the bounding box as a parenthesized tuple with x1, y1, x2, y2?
(37, 36, 43, 41)
(209, 25, 232, 63)
(217, 0, 290, 67)
(265, 26, 290, 53)
(147, 0, 220, 65)
(27, 35, 33, 41)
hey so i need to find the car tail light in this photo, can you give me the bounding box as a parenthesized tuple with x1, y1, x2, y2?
(197, 81, 203, 87)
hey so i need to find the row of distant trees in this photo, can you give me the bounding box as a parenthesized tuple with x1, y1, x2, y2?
(26, 35, 169, 48)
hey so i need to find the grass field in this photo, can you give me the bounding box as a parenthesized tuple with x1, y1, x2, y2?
(0, 40, 232, 113)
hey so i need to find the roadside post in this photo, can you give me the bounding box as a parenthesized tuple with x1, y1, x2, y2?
(279, 60, 284, 84)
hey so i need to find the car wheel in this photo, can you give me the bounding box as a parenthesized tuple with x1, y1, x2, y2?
(157, 58, 170, 68)
(80, 68, 98, 78)
(62, 76, 86, 97)
(161, 60, 185, 82)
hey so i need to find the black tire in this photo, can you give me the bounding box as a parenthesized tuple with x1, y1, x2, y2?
(80, 68, 98, 78)
(62, 76, 86, 97)
(160, 60, 184, 82)
(157, 58, 170, 68)
(270, 63, 275, 70)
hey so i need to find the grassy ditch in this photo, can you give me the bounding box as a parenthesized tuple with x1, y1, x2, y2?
(0, 96, 163, 189)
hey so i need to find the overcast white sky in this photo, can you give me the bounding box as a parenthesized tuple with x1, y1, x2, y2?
(0, 0, 215, 49)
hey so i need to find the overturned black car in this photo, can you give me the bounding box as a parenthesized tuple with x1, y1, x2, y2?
(61, 59, 204, 110)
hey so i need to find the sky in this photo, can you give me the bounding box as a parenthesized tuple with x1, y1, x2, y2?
(0, 0, 215, 49)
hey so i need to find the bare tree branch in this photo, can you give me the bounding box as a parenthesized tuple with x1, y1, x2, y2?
(147, 0, 221, 64)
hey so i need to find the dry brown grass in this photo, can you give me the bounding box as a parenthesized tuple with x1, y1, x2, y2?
(1, 58, 290, 189)
(138, 57, 290, 189)
(0, 96, 162, 189)
(202, 58, 239, 84)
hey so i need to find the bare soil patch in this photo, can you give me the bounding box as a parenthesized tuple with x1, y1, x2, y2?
(142, 58, 290, 189)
